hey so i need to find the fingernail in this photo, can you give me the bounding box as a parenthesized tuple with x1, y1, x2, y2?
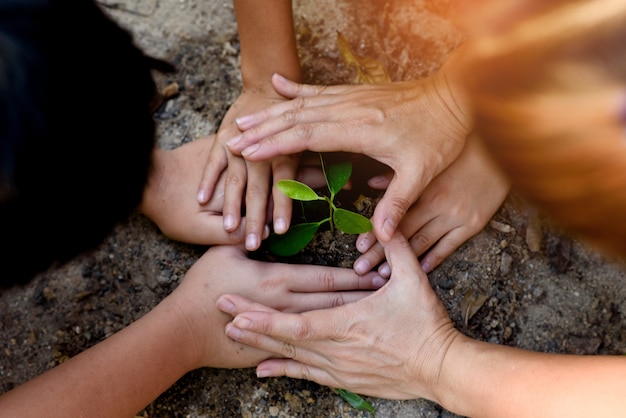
(257, 367, 271, 378)
(197, 189, 207, 203)
(369, 175, 386, 186)
(227, 134, 242, 147)
(273, 73, 286, 83)
(263, 225, 270, 239)
(225, 323, 243, 339)
(235, 115, 252, 127)
(420, 260, 431, 273)
(224, 214, 235, 231)
(274, 217, 287, 234)
(233, 316, 252, 330)
(381, 218, 396, 241)
(372, 275, 387, 288)
(378, 263, 391, 278)
(241, 144, 259, 158)
(354, 258, 370, 275)
(246, 233, 259, 250)
(216, 297, 235, 314)
(356, 237, 369, 252)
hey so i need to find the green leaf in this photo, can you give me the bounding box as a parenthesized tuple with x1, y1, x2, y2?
(335, 388, 376, 416)
(325, 161, 352, 195)
(267, 222, 323, 256)
(333, 208, 372, 234)
(276, 180, 323, 201)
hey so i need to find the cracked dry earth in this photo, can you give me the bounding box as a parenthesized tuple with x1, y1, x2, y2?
(1, 1, 625, 417)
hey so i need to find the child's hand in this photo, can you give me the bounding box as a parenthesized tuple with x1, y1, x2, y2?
(353, 133, 510, 275)
(171, 243, 386, 369)
(140, 136, 326, 246)
(140, 136, 247, 245)
(196, 89, 300, 251)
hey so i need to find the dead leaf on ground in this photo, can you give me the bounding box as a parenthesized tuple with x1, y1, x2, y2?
(337, 32, 391, 85)
(525, 214, 543, 252)
(460, 289, 489, 327)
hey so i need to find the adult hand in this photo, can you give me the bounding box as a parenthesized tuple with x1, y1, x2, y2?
(174, 244, 386, 369)
(353, 132, 510, 275)
(216, 232, 459, 400)
(227, 68, 471, 244)
(197, 89, 300, 251)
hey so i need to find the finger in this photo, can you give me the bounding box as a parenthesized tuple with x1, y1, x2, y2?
(367, 170, 393, 190)
(225, 303, 341, 344)
(281, 290, 376, 313)
(197, 143, 228, 204)
(353, 242, 385, 276)
(234, 74, 352, 131)
(295, 166, 327, 189)
(281, 266, 385, 293)
(222, 154, 248, 232)
(184, 215, 246, 246)
(418, 226, 474, 273)
(271, 155, 299, 234)
(216, 294, 279, 317)
(243, 161, 271, 251)
(371, 173, 421, 243)
(382, 231, 423, 277)
(255, 358, 340, 389)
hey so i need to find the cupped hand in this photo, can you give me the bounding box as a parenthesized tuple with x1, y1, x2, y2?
(216, 232, 460, 401)
(171, 244, 385, 369)
(197, 88, 300, 251)
(353, 132, 510, 275)
(227, 70, 471, 244)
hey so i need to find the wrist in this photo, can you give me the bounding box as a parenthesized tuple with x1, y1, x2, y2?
(435, 45, 474, 135)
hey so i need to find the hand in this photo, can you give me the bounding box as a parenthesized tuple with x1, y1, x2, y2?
(140, 137, 325, 246)
(140, 136, 245, 245)
(227, 69, 471, 244)
(197, 88, 300, 251)
(353, 132, 510, 275)
(217, 232, 459, 401)
(172, 244, 386, 369)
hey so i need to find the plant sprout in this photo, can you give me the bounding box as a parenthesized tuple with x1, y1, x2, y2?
(268, 155, 372, 257)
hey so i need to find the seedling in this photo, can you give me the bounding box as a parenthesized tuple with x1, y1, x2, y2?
(268, 155, 372, 256)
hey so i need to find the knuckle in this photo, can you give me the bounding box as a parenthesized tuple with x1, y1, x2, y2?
(281, 341, 298, 360)
(293, 123, 314, 143)
(331, 293, 346, 308)
(292, 320, 312, 341)
(224, 173, 244, 187)
(319, 271, 336, 292)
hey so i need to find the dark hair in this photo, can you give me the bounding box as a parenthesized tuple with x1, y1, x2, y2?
(0, 0, 173, 286)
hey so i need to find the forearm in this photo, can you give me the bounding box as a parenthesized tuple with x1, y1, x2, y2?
(233, 0, 301, 90)
(0, 296, 201, 417)
(438, 335, 626, 417)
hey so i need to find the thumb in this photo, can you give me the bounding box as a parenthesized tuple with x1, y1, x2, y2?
(383, 231, 424, 279)
(371, 175, 419, 243)
(271, 73, 324, 99)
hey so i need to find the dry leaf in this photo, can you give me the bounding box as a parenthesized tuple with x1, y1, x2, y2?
(460, 289, 488, 327)
(337, 32, 391, 85)
(489, 220, 515, 234)
(525, 215, 543, 252)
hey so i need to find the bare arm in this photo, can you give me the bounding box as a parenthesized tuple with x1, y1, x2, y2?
(198, 0, 303, 251)
(0, 244, 383, 417)
(234, 0, 300, 90)
(219, 232, 626, 417)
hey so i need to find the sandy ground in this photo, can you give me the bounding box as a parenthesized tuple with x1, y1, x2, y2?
(1, 1, 626, 417)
